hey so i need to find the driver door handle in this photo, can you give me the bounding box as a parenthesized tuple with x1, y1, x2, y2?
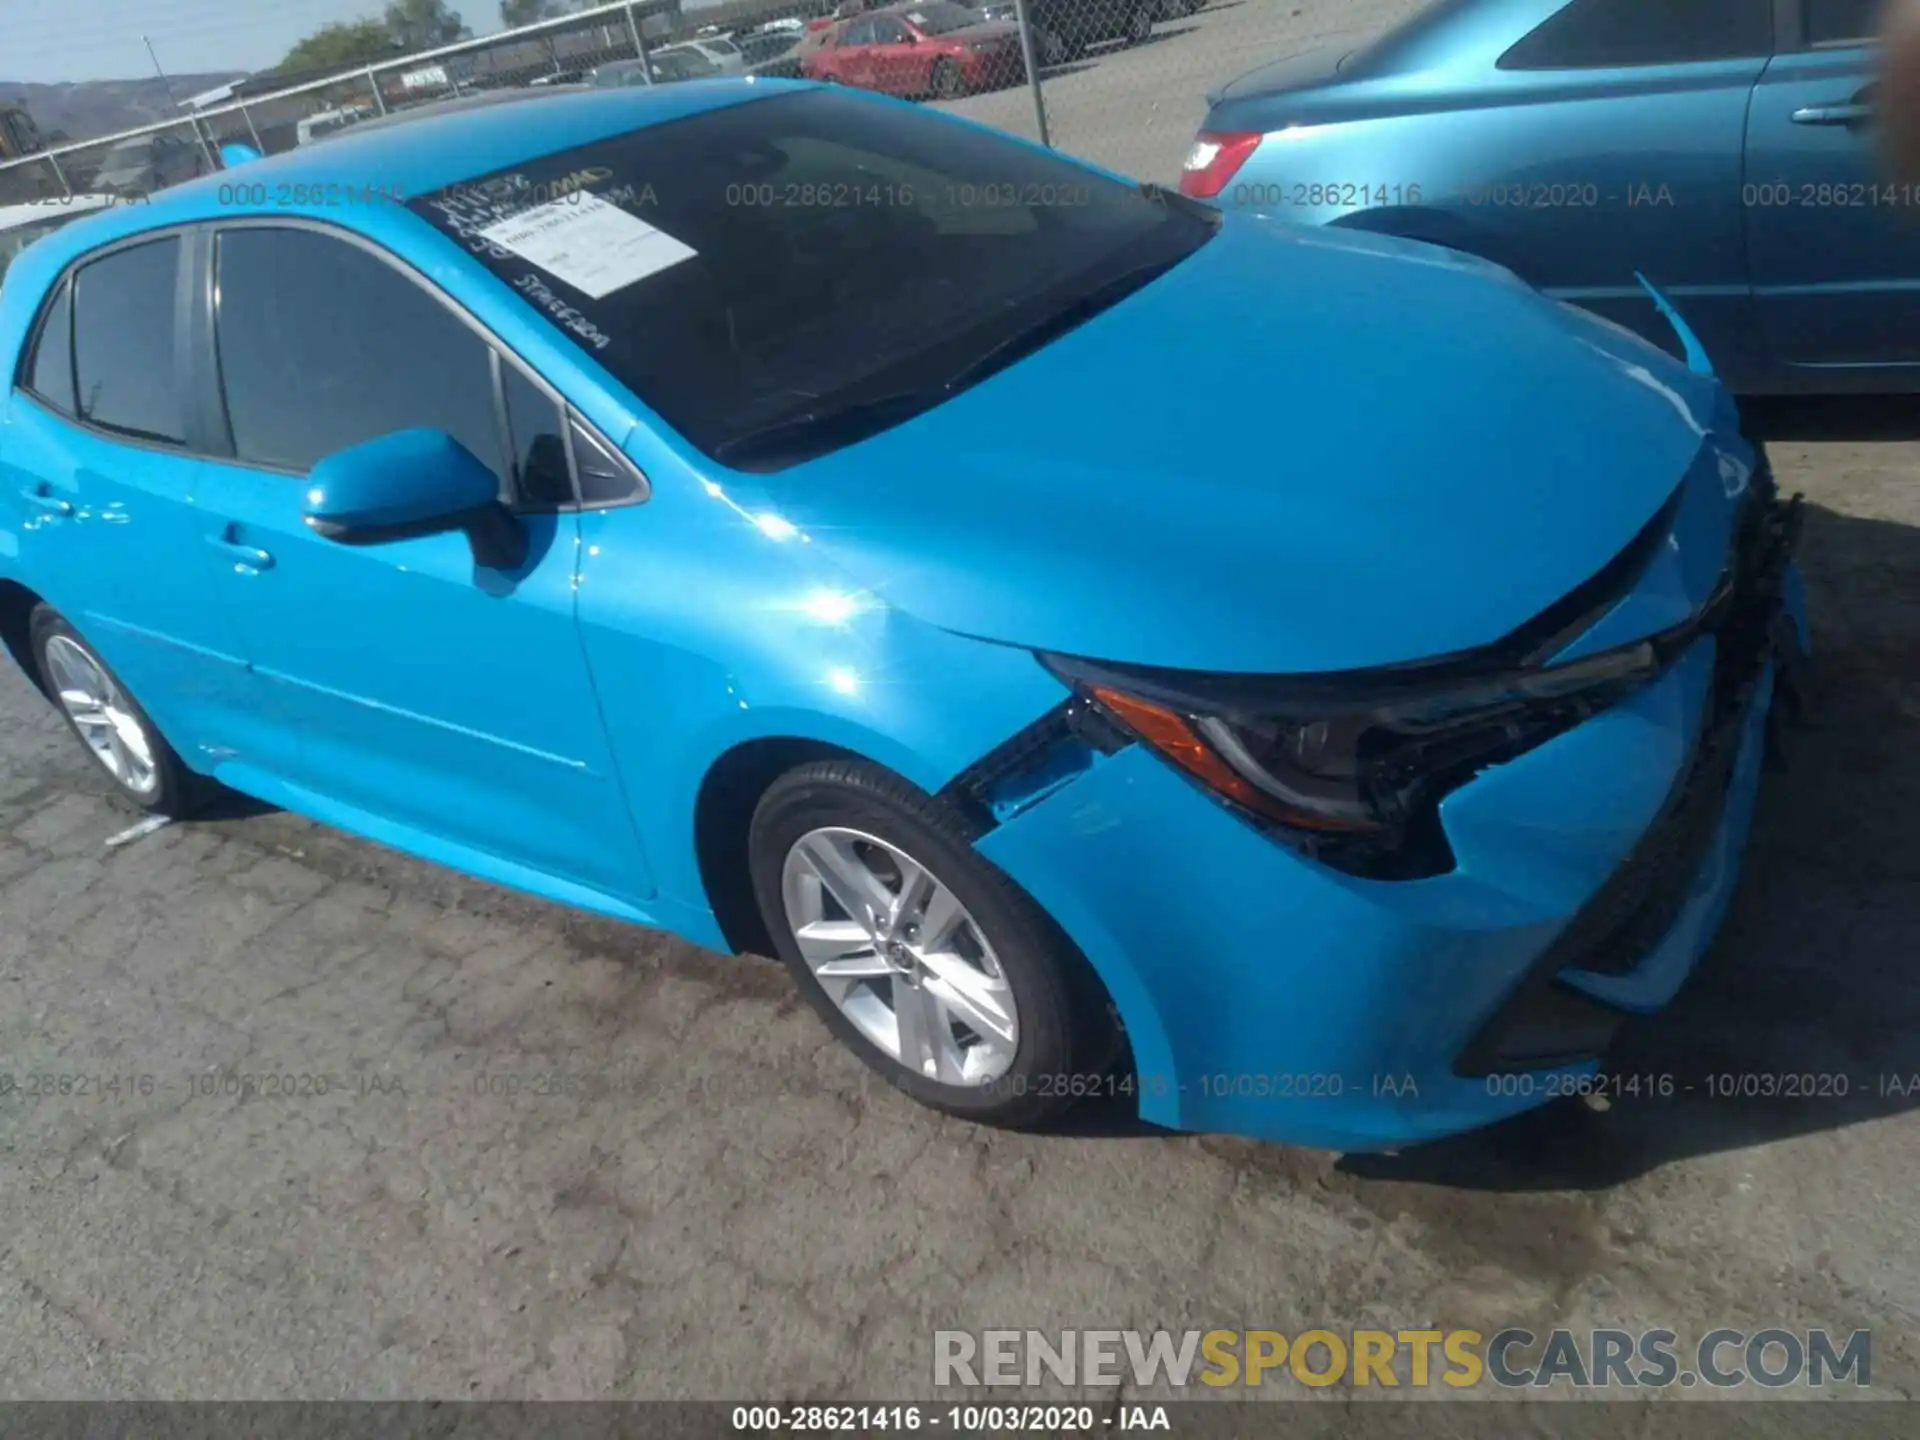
(1792, 89, 1876, 126)
(205, 531, 275, 573)
(19, 485, 73, 518)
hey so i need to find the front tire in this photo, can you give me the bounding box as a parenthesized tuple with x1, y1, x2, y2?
(29, 605, 209, 817)
(748, 758, 1116, 1128)
(929, 56, 965, 99)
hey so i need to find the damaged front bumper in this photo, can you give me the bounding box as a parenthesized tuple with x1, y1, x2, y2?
(965, 481, 1807, 1152)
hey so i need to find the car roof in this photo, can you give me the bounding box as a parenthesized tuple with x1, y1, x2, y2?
(5, 79, 808, 293)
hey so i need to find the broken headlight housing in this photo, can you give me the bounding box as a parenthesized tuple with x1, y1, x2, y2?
(1041, 640, 1671, 880)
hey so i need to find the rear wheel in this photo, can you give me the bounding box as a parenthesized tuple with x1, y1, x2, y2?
(929, 56, 965, 99)
(749, 758, 1119, 1128)
(29, 605, 209, 817)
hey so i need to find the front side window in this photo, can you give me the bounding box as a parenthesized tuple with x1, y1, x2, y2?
(871, 18, 912, 43)
(23, 276, 75, 415)
(213, 226, 505, 479)
(73, 237, 185, 444)
(1804, 0, 1881, 47)
(407, 88, 1215, 470)
(841, 18, 875, 45)
(1499, 0, 1772, 69)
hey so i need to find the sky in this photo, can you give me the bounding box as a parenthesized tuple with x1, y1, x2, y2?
(0, 0, 703, 85)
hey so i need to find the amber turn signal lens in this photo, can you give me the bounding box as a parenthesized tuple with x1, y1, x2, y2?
(1089, 684, 1274, 812)
(1089, 684, 1377, 833)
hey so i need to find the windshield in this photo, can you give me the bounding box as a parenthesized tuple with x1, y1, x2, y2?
(407, 89, 1213, 471)
(901, 3, 983, 34)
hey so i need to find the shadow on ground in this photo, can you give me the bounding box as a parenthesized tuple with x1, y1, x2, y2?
(1342, 498, 1920, 1190)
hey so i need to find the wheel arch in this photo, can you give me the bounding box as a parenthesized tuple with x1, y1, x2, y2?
(692, 733, 863, 957)
(0, 578, 48, 701)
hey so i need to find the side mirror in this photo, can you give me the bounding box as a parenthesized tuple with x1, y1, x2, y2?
(303, 428, 527, 570)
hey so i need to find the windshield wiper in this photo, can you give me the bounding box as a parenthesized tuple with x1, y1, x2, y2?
(1139, 180, 1224, 226)
(710, 388, 941, 468)
(712, 253, 1189, 469)
(929, 253, 1188, 398)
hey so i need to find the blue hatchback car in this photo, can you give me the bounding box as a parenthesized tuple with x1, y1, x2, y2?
(0, 79, 1807, 1151)
(1183, 0, 1904, 396)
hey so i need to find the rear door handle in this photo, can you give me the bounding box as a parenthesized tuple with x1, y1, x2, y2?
(205, 532, 275, 573)
(18, 485, 73, 518)
(1791, 101, 1874, 125)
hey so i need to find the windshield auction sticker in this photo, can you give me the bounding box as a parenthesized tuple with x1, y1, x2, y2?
(478, 190, 694, 299)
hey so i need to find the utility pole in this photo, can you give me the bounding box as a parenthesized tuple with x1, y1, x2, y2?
(143, 35, 219, 172)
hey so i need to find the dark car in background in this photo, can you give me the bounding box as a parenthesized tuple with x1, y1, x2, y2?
(88, 133, 208, 197)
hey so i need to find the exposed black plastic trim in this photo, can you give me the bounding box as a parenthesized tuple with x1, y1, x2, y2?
(1455, 488, 1804, 1077)
(939, 696, 1129, 829)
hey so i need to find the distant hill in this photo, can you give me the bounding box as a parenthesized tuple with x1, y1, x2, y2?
(0, 74, 248, 148)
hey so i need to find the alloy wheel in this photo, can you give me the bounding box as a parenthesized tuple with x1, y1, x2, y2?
(43, 634, 159, 797)
(780, 825, 1019, 1085)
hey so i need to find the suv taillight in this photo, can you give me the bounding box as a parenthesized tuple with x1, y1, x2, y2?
(1179, 131, 1261, 199)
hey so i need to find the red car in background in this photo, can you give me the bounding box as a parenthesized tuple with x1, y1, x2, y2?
(803, 2, 1026, 99)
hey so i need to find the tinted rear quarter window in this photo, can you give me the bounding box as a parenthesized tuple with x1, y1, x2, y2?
(1499, 0, 1773, 69)
(73, 236, 186, 444)
(24, 275, 75, 415)
(214, 226, 506, 479)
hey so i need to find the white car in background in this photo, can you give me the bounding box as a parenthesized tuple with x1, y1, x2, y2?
(0, 194, 129, 281)
(672, 36, 748, 72)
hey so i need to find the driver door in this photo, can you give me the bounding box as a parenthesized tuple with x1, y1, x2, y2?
(1744, 1, 1920, 376)
(867, 16, 923, 94)
(836, 18, 877, 87)
(185, 221, 655, 902)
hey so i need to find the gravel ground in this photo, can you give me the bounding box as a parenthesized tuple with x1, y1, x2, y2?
(0, 400, 1916, 1401)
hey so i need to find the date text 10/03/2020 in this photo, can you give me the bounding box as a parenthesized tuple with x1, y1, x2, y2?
(730, 1405, 1171, 1433)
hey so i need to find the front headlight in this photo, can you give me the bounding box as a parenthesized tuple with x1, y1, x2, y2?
(1043, 642, 1666, 879)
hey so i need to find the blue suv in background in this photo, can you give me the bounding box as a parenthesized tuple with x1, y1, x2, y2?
(1183, 0, 1905, 395)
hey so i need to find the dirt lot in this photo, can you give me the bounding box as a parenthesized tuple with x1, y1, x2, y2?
(0, 397, 1914, 1403)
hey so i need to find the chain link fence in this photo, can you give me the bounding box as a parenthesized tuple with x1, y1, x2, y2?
(0, 0, 1424, 206)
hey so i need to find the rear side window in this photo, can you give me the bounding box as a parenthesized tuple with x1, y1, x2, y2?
(23, 276, 75, 416)
(72, 237, 186, 444)
(213, 226, 506, 478)
(1803, 0, 1880, 47)
(1499, 0, 1773, 69)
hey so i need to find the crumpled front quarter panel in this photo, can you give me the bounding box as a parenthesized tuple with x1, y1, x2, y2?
(571, 467, 1071, 939)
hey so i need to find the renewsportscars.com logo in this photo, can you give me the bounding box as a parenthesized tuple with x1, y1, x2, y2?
(933, 1328, 1873, 1391)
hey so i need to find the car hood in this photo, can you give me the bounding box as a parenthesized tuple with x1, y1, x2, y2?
(753, 217, 1731, 675)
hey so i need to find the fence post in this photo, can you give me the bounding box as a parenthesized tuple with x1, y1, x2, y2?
(237, 100, 264, 152)
(624, 2, 655, 84)
(185, 112, 220, 174)
(45, 151, 71, 198)
(1011, 0, 1051, 148)
(365, 65, 390, 115)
